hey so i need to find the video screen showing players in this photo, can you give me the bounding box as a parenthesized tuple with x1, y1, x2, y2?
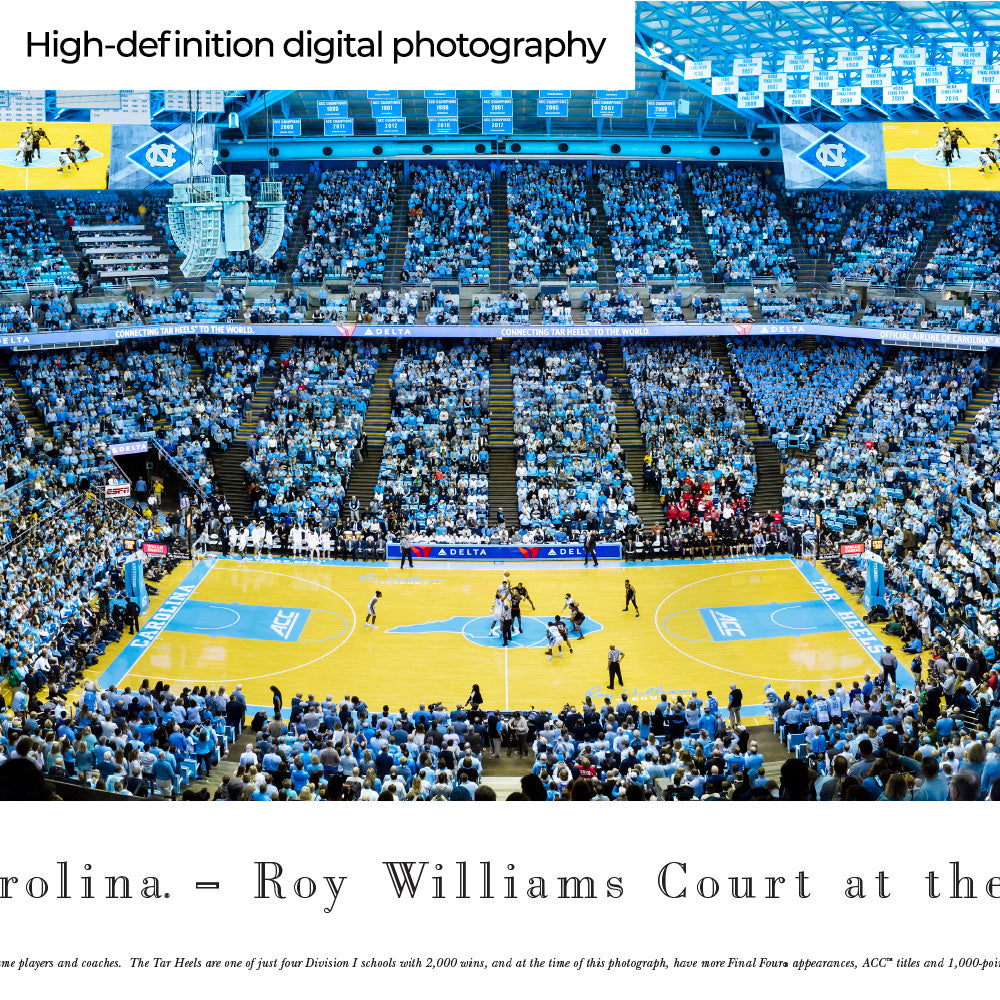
(0, 121, 111, 190)
(884, 121, 1000, 190)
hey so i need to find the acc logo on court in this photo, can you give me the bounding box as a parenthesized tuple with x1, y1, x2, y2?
(270, 609, 300, 640)
(126, 135, 191, 180)
(797, 131, 868, 181)
(708, 610, 746, 638)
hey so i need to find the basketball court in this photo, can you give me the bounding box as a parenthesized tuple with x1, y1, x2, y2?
(88, 555, 901, 721)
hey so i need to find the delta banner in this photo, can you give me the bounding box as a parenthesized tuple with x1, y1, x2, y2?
(9, 320, 1000, 352)
(387, 542, 622, 562)
(108, 123, 214, 189)
(123, 552, 150, 613)
(780, 122, 887, 190)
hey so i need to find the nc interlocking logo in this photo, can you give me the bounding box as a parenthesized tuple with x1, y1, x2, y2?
(126, 135, 191, 180)
(798, 131, 868, 181)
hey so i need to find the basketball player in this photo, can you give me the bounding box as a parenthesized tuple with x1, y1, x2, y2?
(981, 148, 994, 175)
(490, 593, 505, 638)
(290, 524, 304, 558)
(251, 522, 265, 558)
(544, 621, 564, 659)
(307, 526, 321, 561)
(73, 134, 90, 161)
(365, 590, 383, 628)
(510, 586, 524, 634)
(57, 149, 77, 174)
(563, 593, 586, 639)
(623, 579, 639, 617)
(949, 125, 968, 160)
(553, 615, 574, 654)
(513, 581, 535, 611)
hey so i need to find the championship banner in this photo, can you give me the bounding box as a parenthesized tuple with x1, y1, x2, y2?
(387, 542, 622, 562)
(123, 552, 150, 613)
(780, 122, 887, 189)
(104, 482, 132, 499)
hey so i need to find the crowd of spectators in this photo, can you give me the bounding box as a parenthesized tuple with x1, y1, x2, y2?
(506, 163, 599, 284)
(828, 193, 941, 286)
(296, 165, 397, 283)
(402, 164, 492, 285)
(0, 195, 77, 290)
(208, 171, 309, 282)
(786, 191, 851, 261)
(581, 289, 644, 324)
(470, 291, 531, 325)
(373, 340, 491, 540)
(624, 338, 758, 553)
(512, 340, 633, 538)
(689, 167, 798, 283)
(597, 165, 701, 285)
(921, 195, 1000, 290)
(731, 336, 881, 447)
(754, 289, 856, 323)
(242, 339, 378, 523)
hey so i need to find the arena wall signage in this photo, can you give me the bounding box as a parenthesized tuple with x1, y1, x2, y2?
(386, 542, 622, 561)
(839, 541, 866, 556)
(142, 541, 170, 556)
(8, 322, 1000, 351)
(104, 483, 132, 499)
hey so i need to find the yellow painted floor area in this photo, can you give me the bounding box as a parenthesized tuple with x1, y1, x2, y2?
(85, 557, 888, 720)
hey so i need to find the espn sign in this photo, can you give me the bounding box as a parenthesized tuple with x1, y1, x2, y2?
(104, 483, 132, 499)
(839, 541, 866, 556)
(142, 541, 169, 556)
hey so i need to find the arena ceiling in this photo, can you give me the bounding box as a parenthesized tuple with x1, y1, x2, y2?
(45, 3, 1000, 142)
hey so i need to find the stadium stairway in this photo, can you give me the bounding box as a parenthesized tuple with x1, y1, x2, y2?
(203, 335, 291, 521)
(343, 348, 399, 512)
(489, 179, 510, 289)
(906, 192, 960, 288)
(382, 167, 411, 283)
(602, 341, 667, 527)
(769, 183, 817, 286)
(822, 346, 900, 444)
(951, 368, 1000, 444)
(583, 176, 617, 287)
(677, 175, 719, 290)
(279, 171, 323, 286)
(708, 336, 784, 513)
(0, 362, 49, 439)
(487, 342, 520, 527)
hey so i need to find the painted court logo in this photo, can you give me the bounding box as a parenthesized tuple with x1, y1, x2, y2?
(708, 610, 746, 638)
(270, 610, 300, 640)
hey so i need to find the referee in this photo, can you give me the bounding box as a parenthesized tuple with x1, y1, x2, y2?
(607, 644, 625, 690)
(400, 533, 414, 568)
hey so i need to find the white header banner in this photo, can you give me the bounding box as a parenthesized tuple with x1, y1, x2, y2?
(836, 48, 869, 70)
(759, 72, 788, 92)
(915, 65, 948, 86)
(831, 85, 862, 106)
(882, 84, 913, 104)
(1, 1, 635, 87)
(732, 56, 763, 76)
(710, 75, 739, 95)
(684, 59, 713, 80)
(738, 90, 764, 108)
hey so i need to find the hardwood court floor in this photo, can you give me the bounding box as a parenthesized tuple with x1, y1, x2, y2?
(88, 556, 893, 719)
